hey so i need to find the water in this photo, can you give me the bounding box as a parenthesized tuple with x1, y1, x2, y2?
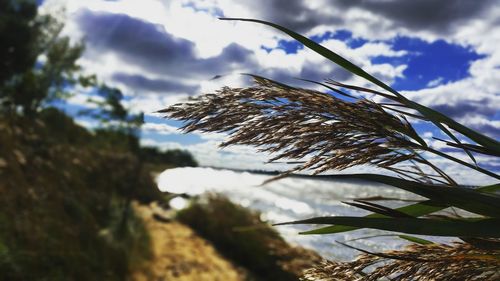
(157, 167, 450, 261)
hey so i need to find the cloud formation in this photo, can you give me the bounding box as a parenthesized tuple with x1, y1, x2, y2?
(211, 0, 497, 41)
(76, 9, 257, 79)
(334, 0, 495, 35)
(40, 0, 499, 180)
(111, 72, 199, 94)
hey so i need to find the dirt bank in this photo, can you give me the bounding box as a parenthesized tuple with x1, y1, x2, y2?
(129, 202, 248, 281)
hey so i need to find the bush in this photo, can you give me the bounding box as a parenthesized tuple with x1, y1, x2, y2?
(140, 147, 198, 168)
(0, 112, 157, 281)
(178, 195, 321, 281)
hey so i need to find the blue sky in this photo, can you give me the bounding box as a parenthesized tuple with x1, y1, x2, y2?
(40, 0, 500, 184)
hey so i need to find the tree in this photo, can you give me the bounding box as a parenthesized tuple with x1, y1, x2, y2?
(0, 0, 38, 84)
(83, 85, 143, 130)
(0, 0, 94, 116)
(81, 84, 145, 151)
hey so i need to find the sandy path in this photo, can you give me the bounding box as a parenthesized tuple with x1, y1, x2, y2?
(129, 202, 247, 281)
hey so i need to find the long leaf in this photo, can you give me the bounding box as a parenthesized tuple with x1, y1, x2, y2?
(344, 234, 433, 245)
(433, 137, 500, 157)
(315, 174, 500, 217)
(300, 181, 499, 235)
(343, 201, 413, 218)
(220, 18, 500, 158)
(478, 183, 500, 193)
(298, 78, 356, 99)
(327, 81, 488, 162)
(220, 18, 399, 97)
(301, 201, 442, 235)
(398, 235, 434, 245)
(276, 217, 500, 237)
(408, 100, 500, 156)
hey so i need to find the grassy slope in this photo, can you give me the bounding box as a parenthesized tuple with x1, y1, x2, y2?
(0, 108, 322, 281)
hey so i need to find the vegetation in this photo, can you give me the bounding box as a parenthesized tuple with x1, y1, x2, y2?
(0, 2, 198, 280)
(2, 0, 497, 279)
(178, 195, 322, 281)
(0, 109, 157, 280)
(161, 18, 500, 280)
(140, 147, 198, 171)
(0, 0, 95, 116)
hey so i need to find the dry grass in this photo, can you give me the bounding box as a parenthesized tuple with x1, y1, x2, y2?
(158, 14, 500, 278)
(160, 75, 500, 280)
(302, 243, 500, 281)
(161, 76, 421, 175)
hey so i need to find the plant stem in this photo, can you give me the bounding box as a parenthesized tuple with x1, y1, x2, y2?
(424, 146, 500, 180)
(413, 155, 457, 186)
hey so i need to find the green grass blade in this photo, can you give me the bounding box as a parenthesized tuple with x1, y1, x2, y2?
(408, 101, 479, 163)
(277, 217, 500, 237)
(220, 17, 400, 97)
(398, 235, 434, 245)
(298, 78, 356, 99)
(300, 201, 443, 235)
(300, 179, 500, 235)
(344, 201, 413, 218)
(407, 100, 500, 155)
(478, 183, 500, 193)
(329, 80, 497, 159)
(221, 18, 500, 158)
(316, 174, 500, 217)
(434, 138, 500, 156)
(437, 123, 476, 164)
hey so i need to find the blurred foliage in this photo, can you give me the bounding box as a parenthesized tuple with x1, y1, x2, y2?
(177, 195, 321, 281)
(0, 1, 205, 280)
(80, 84, 144, 136)
(0, 0, 95, 116)
(165, 18, 500, 280)
(0, 109, 163, 280)
(140, 146, 198, 168)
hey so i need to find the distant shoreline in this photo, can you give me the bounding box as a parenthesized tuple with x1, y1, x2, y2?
(197, 165, 374, 183)
(198, 165, 478, 188)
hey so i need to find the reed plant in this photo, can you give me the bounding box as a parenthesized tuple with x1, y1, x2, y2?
(160, 18, 500, 280)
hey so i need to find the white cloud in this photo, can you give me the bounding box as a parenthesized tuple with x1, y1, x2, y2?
(74, 118, 100, 129)
(44, 0, 412, 92)
(65, 91, 103, 109)
(426, 77, 444, 88)
(140, 121, 227, 141)
(141, 123, 179, 134)
(125, 94, 189, 115)
(40, 0, 499, 183)
(140, 137, 279, 170)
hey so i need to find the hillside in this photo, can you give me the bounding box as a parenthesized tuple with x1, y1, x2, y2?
(0, 109, 161, 280)
(0, 108, 323, 281)
(130, 202, 248, 281)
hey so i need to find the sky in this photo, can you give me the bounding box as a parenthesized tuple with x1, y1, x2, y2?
(39, 0, 500, 184)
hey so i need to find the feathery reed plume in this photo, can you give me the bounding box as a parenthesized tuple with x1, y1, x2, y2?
(160, 17, 500, 280)
(302, 242, 500, 281)
(161, 76, 422, 175)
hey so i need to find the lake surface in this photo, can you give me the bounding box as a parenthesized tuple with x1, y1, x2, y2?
(157, 167, 451, 261)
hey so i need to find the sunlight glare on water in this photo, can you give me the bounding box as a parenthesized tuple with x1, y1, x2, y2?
(157, 167, 445, 260)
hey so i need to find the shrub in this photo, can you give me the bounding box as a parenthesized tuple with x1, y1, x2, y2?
(178, 195, 321, 281)
(0, 113, 155, 280)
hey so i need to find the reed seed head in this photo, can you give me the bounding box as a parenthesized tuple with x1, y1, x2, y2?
(302, 242, 500, 281)
(161, 76, 419, 174)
